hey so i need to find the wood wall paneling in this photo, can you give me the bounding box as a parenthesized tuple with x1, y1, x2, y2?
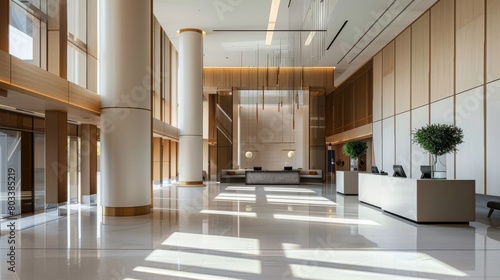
(395, 28, 411, 114)
(45, 111, 68, 204)
(333, 91, 343, 134)
(486, 0, 500, 83)
(456, 0, 485, 94)
(240, 68, 258, 89)
(0, 0, 8, 52)
(326, 93, 334, 136)
(81, 124, 97, 196)
(343, 84, 354, 131)
(382, 41, 395, 118)
(170, 141, 178, 179)
(411, 12, 430, 108)
(367, 68, 373, 122)
(47, 31, 60, 76)
(214, 68, 226, 88)
(0, 50, 10, 83)
(68, 82, 101, 113)
(11, 56, 69, 102)
(373, 52, 383, 121)
(153, 138, 161, 181)
(265, 67, 277, 88)
(203, 68, 215, 87)
(326, 68, 335, 87)
(430, 0, 455, 102)
(162, 140, 170, 180)
(354, 72, 368, 127)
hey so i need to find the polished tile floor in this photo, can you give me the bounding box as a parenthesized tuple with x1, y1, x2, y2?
(2, 182, 500, 279)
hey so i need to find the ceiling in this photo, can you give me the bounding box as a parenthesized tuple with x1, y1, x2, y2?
(154, 0, 437, 86)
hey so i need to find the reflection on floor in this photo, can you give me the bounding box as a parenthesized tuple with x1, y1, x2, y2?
(1, 182, 500, 279)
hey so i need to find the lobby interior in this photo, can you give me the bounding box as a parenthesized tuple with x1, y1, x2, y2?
(2, 0, 500, 279)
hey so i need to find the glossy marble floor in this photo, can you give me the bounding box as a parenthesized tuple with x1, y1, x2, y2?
(2, 182, 500, 280)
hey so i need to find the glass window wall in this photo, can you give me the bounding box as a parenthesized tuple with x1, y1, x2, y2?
(0, 129, 22, 218)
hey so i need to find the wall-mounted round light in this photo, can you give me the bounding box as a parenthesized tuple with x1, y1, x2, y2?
(245, 151, 253, 158)
(287, 151, 295, 158)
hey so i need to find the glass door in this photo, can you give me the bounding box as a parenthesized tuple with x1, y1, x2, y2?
(0, 129, 22, 218)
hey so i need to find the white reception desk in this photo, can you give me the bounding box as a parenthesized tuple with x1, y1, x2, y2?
(358, 173, 475, 223)
(336, 171, 361, 195)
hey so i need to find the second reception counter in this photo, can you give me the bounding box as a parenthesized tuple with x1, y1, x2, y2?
(358, 173, 475, 223)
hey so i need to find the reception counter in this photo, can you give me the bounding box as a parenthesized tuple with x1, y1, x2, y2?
(245, 170, 300, 185)
(336, 171, 361, 195)
(358, 173, 475, 223)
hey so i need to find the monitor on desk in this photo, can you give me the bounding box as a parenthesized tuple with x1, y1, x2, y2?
(393, 165, 407, 178)
(253, 166, 262, 171)
(284, 166, 293, 171)
(371, 166, 379, 173)
(420, 165, 432, 179)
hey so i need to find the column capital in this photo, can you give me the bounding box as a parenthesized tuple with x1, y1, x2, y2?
(177, 28, 205, 35)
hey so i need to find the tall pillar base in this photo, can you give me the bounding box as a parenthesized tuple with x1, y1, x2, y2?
(178, 181, 205, 187)
(102, 205, 150, 217)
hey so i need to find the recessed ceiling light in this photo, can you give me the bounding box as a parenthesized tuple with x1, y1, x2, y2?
(265, 0, 281, 46)
(304, 31, 316, 46)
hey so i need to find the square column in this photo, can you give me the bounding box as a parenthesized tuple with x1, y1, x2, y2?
(45, 111, 67, 210)
(81, 124, 97, 204)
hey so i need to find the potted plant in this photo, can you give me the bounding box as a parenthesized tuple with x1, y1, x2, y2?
(342, 140, 368, 171)
(412, 124, 464, 178)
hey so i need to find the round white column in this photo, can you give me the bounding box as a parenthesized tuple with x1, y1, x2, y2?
(99, 0, 151, 215)
(178, 29, 204, 186)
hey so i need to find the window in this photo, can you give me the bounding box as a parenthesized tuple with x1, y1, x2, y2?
(9, 0, 46, 67)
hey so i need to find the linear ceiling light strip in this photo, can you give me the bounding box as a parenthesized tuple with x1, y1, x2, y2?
(326, 20, 348, 51)
(265, 0, 281, 46)
(346, 0, 414, 64)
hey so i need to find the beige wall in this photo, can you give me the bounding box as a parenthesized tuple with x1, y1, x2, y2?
(372, 0, 500, 195)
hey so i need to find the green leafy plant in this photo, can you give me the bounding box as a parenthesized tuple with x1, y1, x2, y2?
(412, 124, 464, 156)
(342, 140, 368, 158)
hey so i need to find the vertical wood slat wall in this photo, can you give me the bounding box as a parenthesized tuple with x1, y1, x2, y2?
(0, 0, 8, 53)
(203, 67, 334, 89)
(328, 62, 373, 137)
(372, 0, 500, 195)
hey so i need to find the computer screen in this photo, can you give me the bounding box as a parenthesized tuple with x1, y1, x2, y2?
(393, 165, 407, 178)
(284, 166, 293, 171)
(253, 166, 262, 171)
(371, 166, 379, 173)
(420, 165, 431, 179)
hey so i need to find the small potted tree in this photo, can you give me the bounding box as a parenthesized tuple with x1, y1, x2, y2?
(342, 140, 368, 171)
(412, 124, 464, 178)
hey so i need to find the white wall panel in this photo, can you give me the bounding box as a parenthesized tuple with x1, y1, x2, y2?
(373, 121, 383, 169)
(487, 80, 500, 196)
(395, 112, 411, 177)
(382, 117, 395, 172)
(430, 97, 455, 179)
(456, 87, 485, 194)
(411, 105, 429, 179)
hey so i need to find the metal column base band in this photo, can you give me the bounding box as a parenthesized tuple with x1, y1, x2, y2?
(179, 181, 205, 187)
(103, 205, 150, 216)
